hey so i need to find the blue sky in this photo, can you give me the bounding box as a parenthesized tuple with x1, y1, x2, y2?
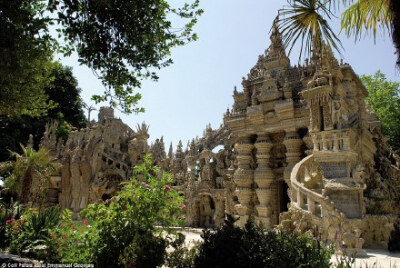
(57, 0, 399, 150)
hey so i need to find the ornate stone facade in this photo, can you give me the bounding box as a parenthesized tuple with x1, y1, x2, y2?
(39, 22, 400, 250)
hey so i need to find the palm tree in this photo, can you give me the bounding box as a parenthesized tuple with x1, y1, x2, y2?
(276, 0, 399, 66)
(6, 145, 58, 208)
(276, 0, 343, 61)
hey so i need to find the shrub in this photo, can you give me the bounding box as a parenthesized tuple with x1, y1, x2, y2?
(55, 154, 185, 267)
(120, 230, 167, 268)
(194, 215, 333, 268)
(6, 206, 61, 262)
(0, 199, 22, 248)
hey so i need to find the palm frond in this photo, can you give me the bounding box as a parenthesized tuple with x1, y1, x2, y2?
(277, 0, 343, 62)
(341, 0, 391, 40)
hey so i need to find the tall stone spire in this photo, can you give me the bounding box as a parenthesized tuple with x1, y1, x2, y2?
(264, 21, 290, 69)
(168, 142, 173, 159)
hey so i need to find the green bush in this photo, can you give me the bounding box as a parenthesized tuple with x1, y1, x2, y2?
(0, 199, 22, 248)
(54, 154, 186, 267)
(194, 215, 333, 268)
(6, 206, 61, 261)
(121, 230, 167, 268)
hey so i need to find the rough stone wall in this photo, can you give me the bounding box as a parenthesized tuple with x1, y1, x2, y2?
(42, 107, 150, 212)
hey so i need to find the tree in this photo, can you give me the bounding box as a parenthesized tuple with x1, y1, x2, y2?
(0, 0, 203, 116)
(6, 145, 58, 207)
(0, 62, 87, 161)
(0, 0, 56, 118)
(360, 71, 400, 154)
(46, 63, 87, 129)
(276, 0, 398, 66)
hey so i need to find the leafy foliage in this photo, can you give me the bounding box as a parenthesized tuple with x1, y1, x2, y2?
(54, 154, 185, 267)
(276, 0, 393, 63)
(0, 200, 22, 248)
(276, 0, 343, 61)
(0, 62, 87, 162)
(45, 62, 87, 129)
(0, 0, 56, 118)
(51, 0, 203, 113)
(6, 206, 61, 261)
(1, 0, 203, 116)
(341, 0, 391, 40)
(6, 146, 58, 207)
(165, 233, 200, 268)
(194, 215, 333, 268)
(360, 71, 400, 154)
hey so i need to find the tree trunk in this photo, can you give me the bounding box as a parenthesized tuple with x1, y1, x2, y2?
(19, 166, 33, 203)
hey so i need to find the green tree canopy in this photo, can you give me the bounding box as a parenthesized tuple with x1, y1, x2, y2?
(361, 71, 400, 154)
(45, 62, 86, 129)
(0, 0, 56, 118)
(0, 62, 87, 161)
(0, 0, 203, 117)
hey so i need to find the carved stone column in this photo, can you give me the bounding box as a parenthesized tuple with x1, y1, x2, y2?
(233, 136, 254, 226)
(283, 131, 303, 183)
(253, 134, 274, 228)
(302, 132, 313, 155)
(282, 130, 303, 218)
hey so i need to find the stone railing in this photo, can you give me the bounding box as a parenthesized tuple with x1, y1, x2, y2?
(311, 129, 351, 152)
(290, 155, 345, 219)
(229, 110, 247, 120)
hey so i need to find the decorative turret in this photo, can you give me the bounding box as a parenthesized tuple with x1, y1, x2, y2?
(263, 22, 290, 70)
(175, 140, 184, 159)
(98, 107, 114, 123)
(168, 142, 174, 159)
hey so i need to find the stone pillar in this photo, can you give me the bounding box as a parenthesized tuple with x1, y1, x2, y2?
(283, 130, 303, 183)
(254, 134, 274, 228)
(233, 136, 254, 226)
(282, 130, 303, 220)
(302, 132, 313, 155)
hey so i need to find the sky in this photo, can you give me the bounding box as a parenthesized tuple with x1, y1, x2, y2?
(57, 0, 399, 151)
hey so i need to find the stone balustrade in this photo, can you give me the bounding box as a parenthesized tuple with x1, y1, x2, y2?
(290, 155, 346, 220)
(312, 129, 351, 152)
(230, 110, 246, 120)
(292, 184, 325, 218)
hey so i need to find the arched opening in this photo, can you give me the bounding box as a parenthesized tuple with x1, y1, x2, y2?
(279, 181, 290, 215)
